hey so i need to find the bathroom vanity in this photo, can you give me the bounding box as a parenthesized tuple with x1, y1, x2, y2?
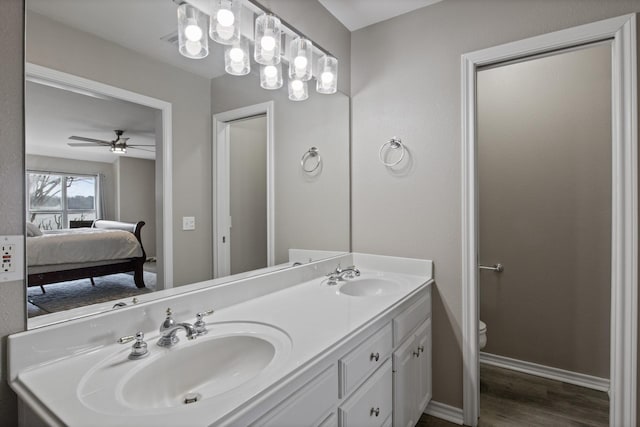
(8, 253, 432, 426)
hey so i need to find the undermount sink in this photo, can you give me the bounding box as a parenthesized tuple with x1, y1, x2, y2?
(339, 276, 409, 297)
(78, 322, 291, 413)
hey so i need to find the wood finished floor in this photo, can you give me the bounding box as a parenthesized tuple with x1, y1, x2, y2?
(417, 364, 609, 426)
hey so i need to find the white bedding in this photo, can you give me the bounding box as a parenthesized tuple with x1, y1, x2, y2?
(27, 228, 143, 267)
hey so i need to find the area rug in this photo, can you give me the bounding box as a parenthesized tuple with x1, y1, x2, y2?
(27, 272, 156, 317)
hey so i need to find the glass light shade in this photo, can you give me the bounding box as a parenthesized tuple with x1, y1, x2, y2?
(288, 78, 308, 101)
(289, 37, 313, 81)
(177, 3, 209, 59)
(209, 0, 241, 45)
(316, 55, 338, 94)
(260, 64, 283, 90)
(254, 14, 282, 65)
(224, 37, 250, 76)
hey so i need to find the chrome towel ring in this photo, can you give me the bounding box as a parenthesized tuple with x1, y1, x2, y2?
(379, 137, 405, 167)
(301, 147, 322, 173)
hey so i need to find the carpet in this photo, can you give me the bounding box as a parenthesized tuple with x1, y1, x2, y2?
(27, 271, 156, 317)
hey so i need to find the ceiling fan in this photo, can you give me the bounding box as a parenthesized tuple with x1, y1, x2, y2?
(67, 129, 154, 154)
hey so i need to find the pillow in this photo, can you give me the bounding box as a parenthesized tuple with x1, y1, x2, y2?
(26, 222, 43, 237)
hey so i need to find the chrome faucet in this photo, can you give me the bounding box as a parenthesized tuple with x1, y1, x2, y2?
(326, 265, 361, 285)
(157, 308, 198, 348)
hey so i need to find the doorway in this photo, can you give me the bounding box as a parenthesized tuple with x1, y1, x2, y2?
(213, 102, 274, 278)
(461, 14, 637, 426)
(476, 42, 611, 424)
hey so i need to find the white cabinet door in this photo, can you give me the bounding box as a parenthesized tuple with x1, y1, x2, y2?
(392, 335, 417, 427)
(393, 317, 432, 427)
(415, 318, 432, 416)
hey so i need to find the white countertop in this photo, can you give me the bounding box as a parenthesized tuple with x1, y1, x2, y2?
(9, 253, 432, 426)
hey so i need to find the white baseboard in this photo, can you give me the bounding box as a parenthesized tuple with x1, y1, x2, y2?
(425, 400, 464, 425)
(480, 352, 609, 392)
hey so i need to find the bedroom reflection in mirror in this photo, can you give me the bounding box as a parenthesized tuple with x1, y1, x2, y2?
(25, 78, 160, 320)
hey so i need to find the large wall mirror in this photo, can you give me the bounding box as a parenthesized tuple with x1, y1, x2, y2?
(24, 0, 350, 328)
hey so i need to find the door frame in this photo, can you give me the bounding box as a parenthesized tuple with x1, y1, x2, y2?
(24, 63, 174, 291)
(212, 101, 275, 278)
(461, 14, 637, 426)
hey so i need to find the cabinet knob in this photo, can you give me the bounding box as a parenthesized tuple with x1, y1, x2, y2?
(370, 352, 380, 362)
(370, 407, 380, 417)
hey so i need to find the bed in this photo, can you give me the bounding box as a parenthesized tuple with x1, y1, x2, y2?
(27, 220, 147, 293)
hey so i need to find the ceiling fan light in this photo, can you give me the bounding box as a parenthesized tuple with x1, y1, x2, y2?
(111, 145, 127, 154)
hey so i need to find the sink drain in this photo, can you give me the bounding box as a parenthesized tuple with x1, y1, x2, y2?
(184, 392, 201, 404)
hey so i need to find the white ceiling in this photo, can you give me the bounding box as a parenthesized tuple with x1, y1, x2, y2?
(318, 0, 444, 31)
(26, 81, 157, 163)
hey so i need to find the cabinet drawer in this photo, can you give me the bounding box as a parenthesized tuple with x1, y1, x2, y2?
(338, 359, 392, 427)
(319, 412, 338, 427)
(253, 365, 337, 427)
(393, 289, 430, 346)
(339, 322, 392, 398)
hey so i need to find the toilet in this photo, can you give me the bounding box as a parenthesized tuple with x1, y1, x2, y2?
(479, 320, 488, 349)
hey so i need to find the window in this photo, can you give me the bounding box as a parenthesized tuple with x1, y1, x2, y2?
(27, 172, 98, 229)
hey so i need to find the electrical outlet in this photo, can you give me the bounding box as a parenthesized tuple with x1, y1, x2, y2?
(2, 243, 15, 272)
(182, 216, 196, 231)
(0, 235, 23, 281)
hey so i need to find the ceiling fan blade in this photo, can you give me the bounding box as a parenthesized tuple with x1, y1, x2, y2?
(127, 144, 156, 147)
(67, 142, 110, 147)
(69, 136, 111, 144)
(128, 146, 156, 153)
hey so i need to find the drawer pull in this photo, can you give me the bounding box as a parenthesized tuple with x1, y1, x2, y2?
(418, 345, 425, 353)
(370, 352, 380, 362)
(413, 350, 420, 357)
(370, 407, 380, 417)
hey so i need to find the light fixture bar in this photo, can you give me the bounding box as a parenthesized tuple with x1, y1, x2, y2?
(184, 0, 338, 74)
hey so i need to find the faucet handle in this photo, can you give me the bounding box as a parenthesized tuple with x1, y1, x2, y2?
(194, 309, 214, 335)
(160, 307, 175, 332)
(118, 331, 149, 360)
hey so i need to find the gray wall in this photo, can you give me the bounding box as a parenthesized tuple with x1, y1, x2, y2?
(26, 154, 117, 221)
(230, 117, 268, 274)
(351, 0, 640, 409)
(114, 157, 157, 258)
(478, 44, 611, 378)
(0, 0, 26, 424)
(26, 11, 212, 286)
(210, 74, 350, 264)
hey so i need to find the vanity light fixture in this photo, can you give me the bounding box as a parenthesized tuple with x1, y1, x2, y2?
(225, 37, 250, 75)
(288, 78, 308, 101)
(316, 54, 338, 94)
(254, 14, 282, 65)
(209, 0, 241, 44)
(260, 63, 283, 89)
(289, 37, 313, 81)
(174, 1, 340, 100)
(177, 2, 209, 59)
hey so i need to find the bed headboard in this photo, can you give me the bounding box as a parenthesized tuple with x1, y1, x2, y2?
(93, 220, 145, 241)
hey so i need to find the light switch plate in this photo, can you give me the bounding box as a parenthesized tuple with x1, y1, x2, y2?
(182, 216, 196, 231)
(0, 235, 24, 282)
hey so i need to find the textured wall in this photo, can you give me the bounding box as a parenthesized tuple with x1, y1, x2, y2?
(115, 157, 157, 258)
(0, 0, 26, 423)
(478, 44, 611, 377)
(351, 0, 640, 408)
